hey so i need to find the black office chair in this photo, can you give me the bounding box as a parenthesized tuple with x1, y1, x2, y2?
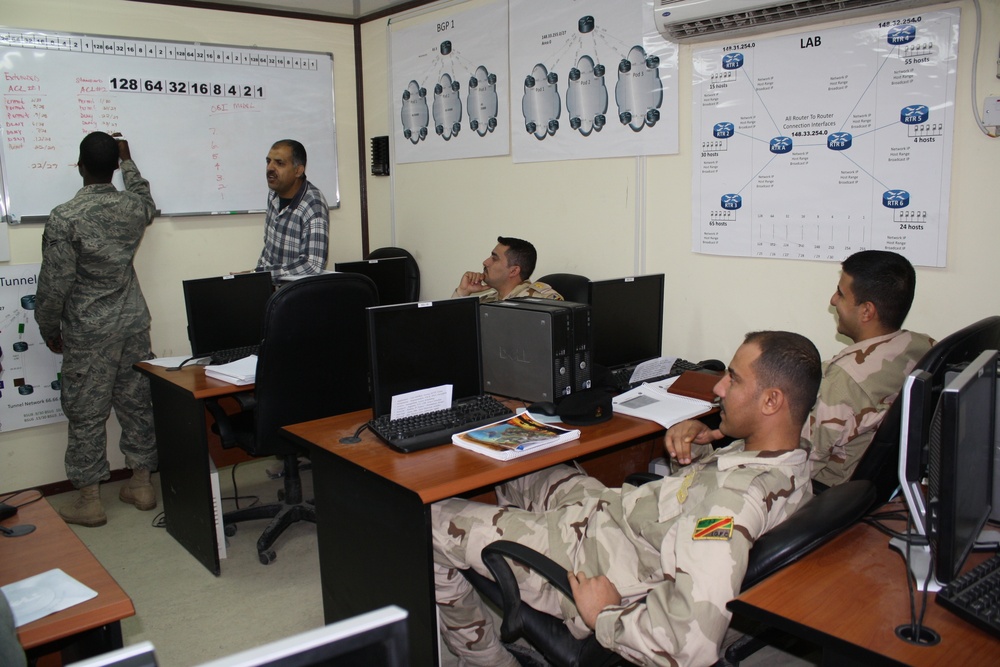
(206, 273, 378, 564)
(462, 480, 876, 667)
(538, 273, 590, 303)
(368, 246, 420, 302)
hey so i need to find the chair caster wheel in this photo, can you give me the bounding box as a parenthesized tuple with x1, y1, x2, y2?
(259, 550, 276, 565)
(224, 524, 237, 537)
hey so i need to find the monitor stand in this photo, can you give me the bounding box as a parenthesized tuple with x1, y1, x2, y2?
(889, 537, 942, 592)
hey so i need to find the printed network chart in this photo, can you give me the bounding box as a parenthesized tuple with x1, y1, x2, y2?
(399, 37, 500, 144)
(0, 271, 65, 433)
(692, 9, 958, 267)
(520, 14, 664, 140)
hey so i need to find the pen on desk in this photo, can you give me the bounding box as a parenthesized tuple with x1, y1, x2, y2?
(515, 440, 549, 452)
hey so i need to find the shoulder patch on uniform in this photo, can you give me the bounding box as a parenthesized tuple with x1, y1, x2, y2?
(693, 516, 734, 540)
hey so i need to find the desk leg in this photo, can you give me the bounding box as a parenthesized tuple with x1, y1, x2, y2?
(311, 448, 437, 667)
(148, 381, 220, 575)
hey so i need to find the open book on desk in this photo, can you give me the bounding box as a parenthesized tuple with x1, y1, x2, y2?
(612, 379, 715, 429)
(452, 413, 580, 461)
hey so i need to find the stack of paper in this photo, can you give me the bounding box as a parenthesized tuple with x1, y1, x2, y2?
(452, 413, 580, 461)
(612, 380, 714, 428)
(204, 355, 257, 385)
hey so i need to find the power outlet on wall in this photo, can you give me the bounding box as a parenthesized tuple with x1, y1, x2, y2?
(984, 96, 1000, 127)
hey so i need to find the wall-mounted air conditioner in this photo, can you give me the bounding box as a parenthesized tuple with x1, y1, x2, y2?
(654, 0, 942, 43)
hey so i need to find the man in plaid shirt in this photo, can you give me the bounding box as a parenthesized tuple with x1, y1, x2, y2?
(255, 139, 329, 282)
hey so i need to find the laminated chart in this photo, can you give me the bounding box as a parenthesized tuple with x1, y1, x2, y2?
(691, 8, 958, 267)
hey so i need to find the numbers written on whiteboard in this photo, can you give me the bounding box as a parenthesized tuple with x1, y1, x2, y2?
(108, 79, 265, 98)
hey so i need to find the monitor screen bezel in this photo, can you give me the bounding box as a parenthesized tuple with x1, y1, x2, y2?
(181, 272, 274, 357)
(366, 297, 483, 418)
(587, 273, 665, 369)
(334, 258, 409, 305)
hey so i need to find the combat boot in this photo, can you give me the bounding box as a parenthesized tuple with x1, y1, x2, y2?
(119, 468, 157, 511)
(59, 484, 107, 527)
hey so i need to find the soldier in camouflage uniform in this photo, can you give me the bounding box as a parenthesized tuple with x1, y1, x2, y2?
(35, 131, 158, 527)
(666, 251, 932, 490)
(806, 250, 933, 488)
(433, 331, 819, 667)
(452, 236, 563, 303)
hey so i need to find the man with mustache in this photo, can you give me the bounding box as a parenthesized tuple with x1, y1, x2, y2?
(255, 139, 329, 283)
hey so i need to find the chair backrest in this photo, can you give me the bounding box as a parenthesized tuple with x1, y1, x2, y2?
(368, 246, 420, 302)
(251, 273, 379, 456)
(537, 273, 590, 303)
(741, 480, 875, 590)
(847, 316, 1000, 505)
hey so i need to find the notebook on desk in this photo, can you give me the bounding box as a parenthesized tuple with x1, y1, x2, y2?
(182, 272, 274, 364)
(365, 297, 513, 452)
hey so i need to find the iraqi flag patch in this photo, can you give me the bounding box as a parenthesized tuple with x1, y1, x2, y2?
(693, 516, 735, 541)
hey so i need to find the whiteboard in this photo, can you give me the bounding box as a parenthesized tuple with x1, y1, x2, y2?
(0, 27, 339, 221)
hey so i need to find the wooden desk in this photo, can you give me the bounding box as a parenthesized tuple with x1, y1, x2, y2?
(0, 497, 134, 662)
(135, 362, 253, 575)
(283, 409, 666, 667)
(729, 516, 1000, 665)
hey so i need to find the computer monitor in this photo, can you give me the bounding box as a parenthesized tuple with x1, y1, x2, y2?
(588, 274, 665, 369)
(195, 606, 408, 667)
(182, 272, 274, 357)
(896, 350, 997, 590)
(366, 297, 483, 419)
(334, 258, 408, 305)
(67, 641, 158, 667)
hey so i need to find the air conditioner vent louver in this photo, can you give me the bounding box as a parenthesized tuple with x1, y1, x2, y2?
(655, 0, 939, 43)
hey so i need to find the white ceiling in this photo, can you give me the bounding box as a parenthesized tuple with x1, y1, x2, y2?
(182, 0, 429, 21)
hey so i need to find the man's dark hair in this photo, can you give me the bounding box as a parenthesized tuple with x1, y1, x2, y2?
(744, 330, 822, 427)
(79, 132, 119, 180)
(497, 236, 537, 281)
(841, 250, 916, 330)
(272, 139, 307, 167)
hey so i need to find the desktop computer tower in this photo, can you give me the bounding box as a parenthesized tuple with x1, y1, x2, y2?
(479, 299, 592, 403)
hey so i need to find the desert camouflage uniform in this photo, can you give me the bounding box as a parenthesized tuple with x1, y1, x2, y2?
(805, 329, 933, 488)
(433, 440, 812, 667)
(35, 159, 158, 488)
(457, 279, 564, 303)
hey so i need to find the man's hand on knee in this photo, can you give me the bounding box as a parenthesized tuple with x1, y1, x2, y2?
(568, 572, 621, 630)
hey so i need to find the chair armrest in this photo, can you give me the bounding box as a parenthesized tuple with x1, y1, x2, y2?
(741, 480, 876, 590)
(481, 540, 574, 642)
(205, 393, 255, 448)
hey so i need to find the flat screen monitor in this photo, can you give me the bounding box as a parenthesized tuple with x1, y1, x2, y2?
(897, 350, 997, 589)
(588, 274, 665, 369)
(182, 272, 274, 356)
(334, 258, 408, 305)
(67, 641, 158, 667)
(367, 297, 483, 419)
(929, 349, 996, 584)
(195, 606, 408, 667)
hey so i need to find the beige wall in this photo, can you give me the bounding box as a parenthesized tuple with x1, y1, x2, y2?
(3, 0, 999, 491)
(362, 0, 1000, 359)
(1, 0, 362, 489)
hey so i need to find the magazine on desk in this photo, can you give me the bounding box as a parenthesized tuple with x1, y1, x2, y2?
(452, 413, 581, 461)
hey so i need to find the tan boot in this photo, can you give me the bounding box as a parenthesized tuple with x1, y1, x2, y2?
(119, 468, 157, 511)
(59, 484, 107, 527)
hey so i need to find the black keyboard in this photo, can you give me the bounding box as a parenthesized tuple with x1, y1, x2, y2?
(937, 552, 1000, 639)
(368, 395, 514, 453)
(210, 344, 259, 365)
(610, 358, 701, 392)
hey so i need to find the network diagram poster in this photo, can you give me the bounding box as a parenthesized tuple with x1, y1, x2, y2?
(691, 8, 958, 267)
(0, 263, 66, 433)
(509, 0, 678, 163)
(391, 0, 510, 164)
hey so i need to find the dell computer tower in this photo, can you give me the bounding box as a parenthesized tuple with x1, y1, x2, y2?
(479, 298, 592, 403)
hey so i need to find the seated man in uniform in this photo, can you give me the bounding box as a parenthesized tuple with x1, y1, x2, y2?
(452, 235, 562, 302)
(432, 330, 820, 667)
(666, 250, 932, 489)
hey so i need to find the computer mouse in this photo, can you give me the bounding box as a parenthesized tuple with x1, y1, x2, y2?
(527, 401, 558, 416)
(698, 359, 726, 373)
